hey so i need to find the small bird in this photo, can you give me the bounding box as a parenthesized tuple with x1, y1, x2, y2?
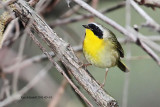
(82, 22, 129, 86)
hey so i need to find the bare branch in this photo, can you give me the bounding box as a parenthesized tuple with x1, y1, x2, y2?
(122, 1, 131, 107)
(73, 0, 137, 41)
(28, 32, 94, 107)
(2, 0, 160, 106)
(89, 0, 99, 22)
(137, 39, 160, 65)
(60, 4, 81, 19)
(50, 1, 125, 27)
(131, 0, 160, 32)
(9, 0, 119, 106)
(72, 0, 160, 65)
(134, 0, 160, 8)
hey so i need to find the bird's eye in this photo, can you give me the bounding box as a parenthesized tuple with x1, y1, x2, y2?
(88, 24, 95, 30)
(88, 23, 103, 39)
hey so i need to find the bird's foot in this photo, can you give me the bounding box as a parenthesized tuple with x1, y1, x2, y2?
(93, 81, 105, 93)
(79, 63, 92, 70)
(100, 82, 105, 88)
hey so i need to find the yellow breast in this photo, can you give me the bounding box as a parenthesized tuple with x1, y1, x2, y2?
(83, 29, 119, 68)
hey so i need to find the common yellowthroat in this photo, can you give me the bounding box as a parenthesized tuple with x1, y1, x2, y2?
(82, 23, 129, 84)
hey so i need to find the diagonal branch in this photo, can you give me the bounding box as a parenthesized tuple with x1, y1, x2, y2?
(131, 0, 160, 32)
(7, 0, 118, 107)
(28, 32, 94, 107)
(72, 0, 160, 65)
(50, 1, 125, 28)
(134, 0, 160, 8)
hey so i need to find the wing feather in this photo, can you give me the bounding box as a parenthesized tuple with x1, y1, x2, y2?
(108, 30, 124, 58)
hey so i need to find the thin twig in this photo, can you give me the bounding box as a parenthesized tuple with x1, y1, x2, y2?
(131, 0, 160, 32)
(140, 36, 160, 52)
(147, 35, 160, 41)
(139, 39, 160, 65)
(50, 1, 125, 27)
(11, 0, 118, 106)
(72, 0, 137, 41)
(28, 32, 94, 107)
(89, 0, 99, 22)
(6, 0, 137, 106)
(0, 78, 10, 100)
(60, 4, 81, 19)
(122, 0, 131, 107)
(128, 27, 160, 62)
(12, 34, 27, 93)
(72, 0, 160, 65)
(0, 19, 17, 48)
(134, 0, 160, 8)
(2, 45, 82, 73)
(35, 0, 52, 14)
(40, 0, 60, 15)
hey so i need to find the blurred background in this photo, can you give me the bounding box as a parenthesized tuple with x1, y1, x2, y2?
(0, 0, 160, 107)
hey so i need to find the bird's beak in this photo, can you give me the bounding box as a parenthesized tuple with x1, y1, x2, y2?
(82, 25, 90, 29)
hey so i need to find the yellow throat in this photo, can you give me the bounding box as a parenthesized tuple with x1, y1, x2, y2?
(82, 23, 129, 72)
(83, 29, 105, 51)
(83, 29, 106, 65)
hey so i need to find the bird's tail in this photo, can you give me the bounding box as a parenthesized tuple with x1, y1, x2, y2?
(117, 60, 129, 72)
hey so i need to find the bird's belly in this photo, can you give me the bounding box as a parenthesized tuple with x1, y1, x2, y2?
(83, 46, 119, 68)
